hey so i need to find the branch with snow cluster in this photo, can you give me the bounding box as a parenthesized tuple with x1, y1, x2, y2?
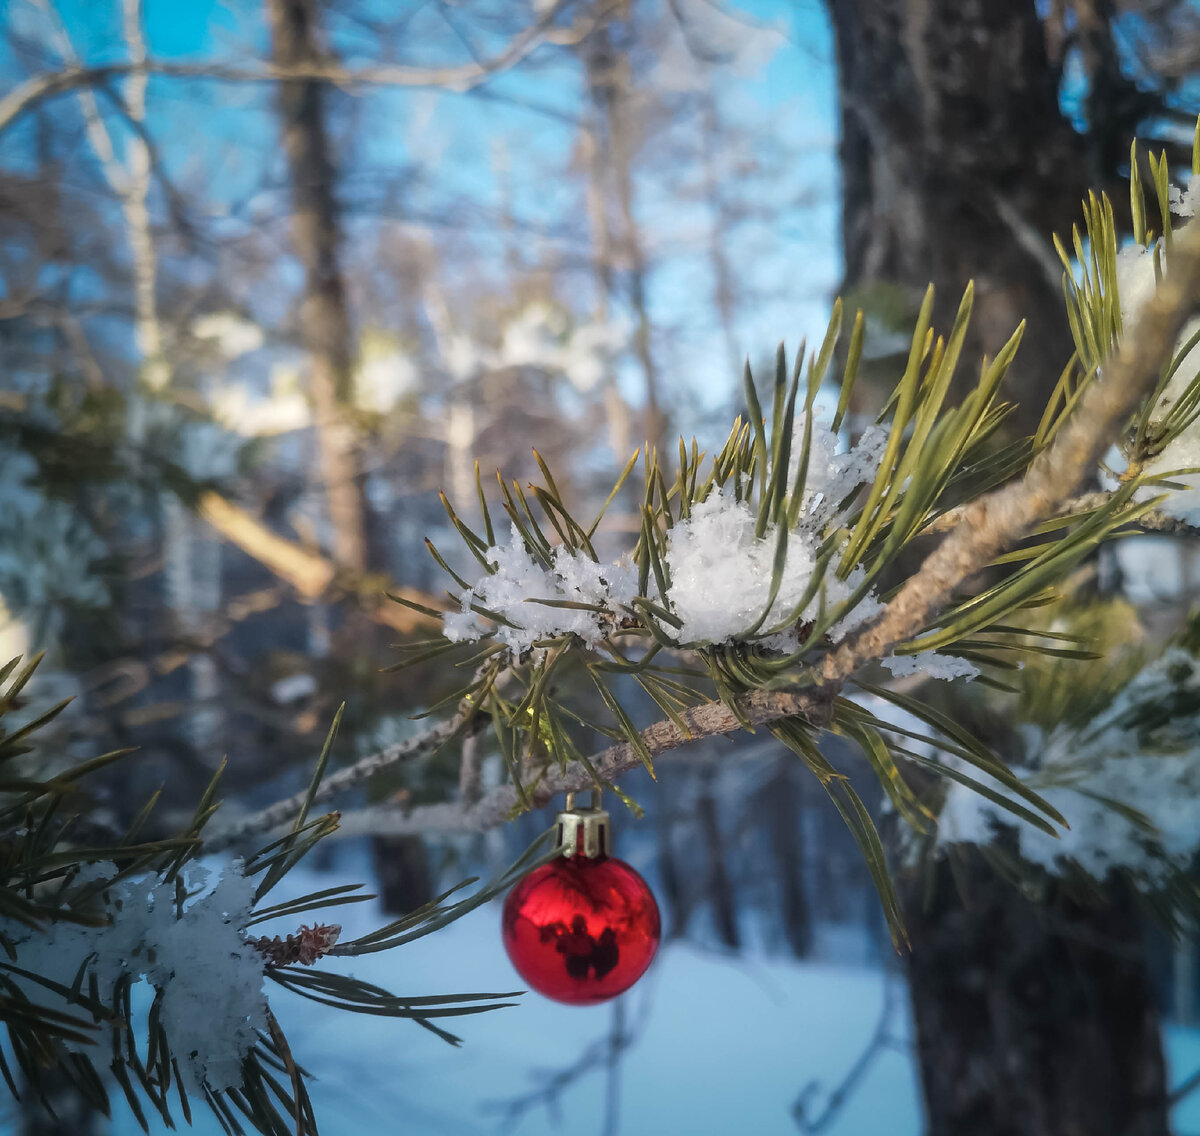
(214, 216, 1200, 854)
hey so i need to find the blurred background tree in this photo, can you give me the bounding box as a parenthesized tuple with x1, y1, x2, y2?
(830, 4, 1197, 1133)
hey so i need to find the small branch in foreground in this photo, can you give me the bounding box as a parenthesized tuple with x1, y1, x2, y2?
(203, 712, 470, 852)
(330, 687, 835, 839)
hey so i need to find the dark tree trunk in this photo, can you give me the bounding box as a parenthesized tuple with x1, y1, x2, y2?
(827, 2, 1171, 1130)
(829, 0, 1084, 434)
(371, 832, 434, 915)
(269, 0, 429, 906)
(904, 851, 1169, 1136)
(762, 757, 811, 958)
(696, 771, 740, 949)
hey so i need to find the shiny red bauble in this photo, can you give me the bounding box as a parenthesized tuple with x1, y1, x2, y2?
(502, 854, 660, 1005)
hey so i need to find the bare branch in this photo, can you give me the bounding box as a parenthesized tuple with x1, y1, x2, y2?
(195, 490, 439, 633)
(0, 0, 609, 138)
(323, 687, 836, 841)
(202, 711, 471, 853)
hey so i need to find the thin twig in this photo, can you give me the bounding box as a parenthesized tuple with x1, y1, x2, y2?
(792, 978, 904, 1133)
(203, 712, 470, 852)
(0, 0, 614, 138)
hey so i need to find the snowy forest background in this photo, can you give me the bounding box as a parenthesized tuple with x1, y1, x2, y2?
(3, 0, 1200, 1134)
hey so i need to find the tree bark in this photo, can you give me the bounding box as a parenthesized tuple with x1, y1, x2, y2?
(268, 0, 433, 912)
(829, 0, 1084, 434)
(583, 10, 664, 453)
(827, 2, 1171, 1130)
(903, 851, 1169, 1136)
(762, 756, 811, 958)
(267, 0, 366, 574)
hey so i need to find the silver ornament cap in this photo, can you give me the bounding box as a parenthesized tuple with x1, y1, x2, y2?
(555, 790, 611, 859)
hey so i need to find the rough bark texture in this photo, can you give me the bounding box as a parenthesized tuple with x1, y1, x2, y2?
(827, 2, 1171, 1130)
(903, 852, 1170, 1136)
(830, 0, 1084, 434)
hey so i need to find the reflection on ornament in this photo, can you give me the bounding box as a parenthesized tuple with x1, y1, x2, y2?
(502, 793, 660, 1005)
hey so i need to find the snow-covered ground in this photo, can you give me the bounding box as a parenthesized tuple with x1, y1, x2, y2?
(92, 848, 920, 1136)
(16, 844, 1200, 1136)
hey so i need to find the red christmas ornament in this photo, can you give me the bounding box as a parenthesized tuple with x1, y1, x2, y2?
(502, 793, 660, 1005)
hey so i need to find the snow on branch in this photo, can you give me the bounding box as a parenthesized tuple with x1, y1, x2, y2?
(822, 220, 1200, 687)
(211, 224, 1200, 849)
(940, 647, 1200, 883)
(3, 861, 267, 1095)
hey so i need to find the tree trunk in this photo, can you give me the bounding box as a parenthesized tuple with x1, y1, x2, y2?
(583, 11, 664, 454)
(267, 0, 366, 574)
(903, 851, 1169, 1136)
(696, 769, 740, 949)
(827, 2, 1171, 1130)
(762, 756, 811, 958)
(829, 0, 1083, 435)
(268, 0, 432, 911)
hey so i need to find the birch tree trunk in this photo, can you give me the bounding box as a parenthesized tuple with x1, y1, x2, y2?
(582, 9, 664, 454)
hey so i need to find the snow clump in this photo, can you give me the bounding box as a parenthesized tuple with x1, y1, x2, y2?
(880, 650, 981, 681)
(938, 647, 1200, 885)
(443, 524, 639, 658)
(1118, 180, 1200, 521)
(662, 422, 890, 646)
(1, 861, 267, 1094)
(662, 488, 883, 645)
(440, 421, 973, 664)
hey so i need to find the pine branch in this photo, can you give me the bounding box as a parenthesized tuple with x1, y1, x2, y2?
(267, 224, 1200, 843)
(333, 688, 835, 838)
(202, 710, 472, 852)
(925, 491, 1200, 539)
(822, 220, 1200, 686)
